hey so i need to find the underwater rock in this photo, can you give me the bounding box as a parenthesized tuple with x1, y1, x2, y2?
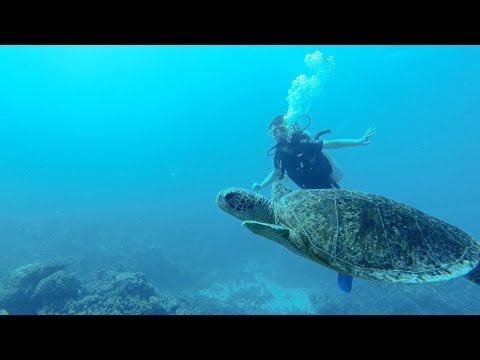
(7, 259, 75, 291)
(0, 259, 78, 314)
(31, 270, 81, 307)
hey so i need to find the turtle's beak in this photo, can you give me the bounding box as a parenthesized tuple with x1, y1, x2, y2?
(216, 193, 228, 212)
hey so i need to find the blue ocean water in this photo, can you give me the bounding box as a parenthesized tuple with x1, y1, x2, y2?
(0, 45, 479, 314)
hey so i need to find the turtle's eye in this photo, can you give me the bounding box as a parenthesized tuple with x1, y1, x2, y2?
(225, 192, 235, 201)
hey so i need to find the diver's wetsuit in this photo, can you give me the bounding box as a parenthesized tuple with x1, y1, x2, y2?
(274, 139, 339, 189)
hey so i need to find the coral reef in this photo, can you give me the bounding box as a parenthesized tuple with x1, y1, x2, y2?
(40, 270, 199, 315)
(0, 259, 79, 314)
(0, 260, 199, 315)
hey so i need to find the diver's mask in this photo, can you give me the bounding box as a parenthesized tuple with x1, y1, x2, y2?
(269, 124, 290, 140)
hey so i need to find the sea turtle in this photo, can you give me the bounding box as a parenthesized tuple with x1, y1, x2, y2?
(216, 180, 480, 292)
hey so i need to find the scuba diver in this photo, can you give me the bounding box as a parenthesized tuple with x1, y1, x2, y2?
(252, 114, 376, 294)
(252, 114, 377, 191)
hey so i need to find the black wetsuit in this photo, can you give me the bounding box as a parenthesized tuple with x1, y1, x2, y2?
(274, 138, 338, 189)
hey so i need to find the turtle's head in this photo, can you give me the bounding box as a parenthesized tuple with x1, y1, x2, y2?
(216, 187, 274, 223)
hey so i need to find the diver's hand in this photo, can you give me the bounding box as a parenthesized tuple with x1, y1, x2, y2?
(252, 182, 262, 191)
(359, 127, 376, 145)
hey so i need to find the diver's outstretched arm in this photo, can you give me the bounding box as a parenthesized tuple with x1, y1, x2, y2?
(323, 127, 376, 149)
(252, 168, 281, 190)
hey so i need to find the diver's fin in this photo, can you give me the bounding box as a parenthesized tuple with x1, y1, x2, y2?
(337, 273, 353, 293)
(242, 221, 290, 242)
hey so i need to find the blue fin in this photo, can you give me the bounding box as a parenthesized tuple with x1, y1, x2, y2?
(337, 273, 353, 293)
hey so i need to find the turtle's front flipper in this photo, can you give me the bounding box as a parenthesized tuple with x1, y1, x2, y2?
(242, 221, 290, 242)
(337, 273, 353, 293)
(242, 221, 304, 257)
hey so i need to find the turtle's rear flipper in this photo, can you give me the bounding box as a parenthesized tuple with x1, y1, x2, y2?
(465, 262, 480, 286)
(337, 273, 353, 293)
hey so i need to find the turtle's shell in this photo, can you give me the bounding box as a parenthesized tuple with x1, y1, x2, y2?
(275, 188, 480, 283)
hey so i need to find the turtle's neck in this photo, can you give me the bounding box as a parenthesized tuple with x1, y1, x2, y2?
(253, 194, 275, 224)
(272, 180, 293, 203)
